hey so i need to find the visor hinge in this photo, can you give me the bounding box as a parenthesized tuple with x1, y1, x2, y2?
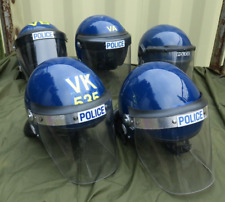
(27, 109, 34, 122)
(18, 65, 22, 72)
(123, 114, 134, 126)
(77, 41, 82, 49)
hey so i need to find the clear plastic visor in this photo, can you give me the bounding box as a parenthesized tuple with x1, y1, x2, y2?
(80, 42, 131, 71)
(78, 39, 131, 110)
(16, 38, 67, 80)
(37, 108, 117, 184)
(134, 115, 214, 195)
(97, 45, 131, 110)
(139, 48, 194, 78)
(77, 33, 131, 71)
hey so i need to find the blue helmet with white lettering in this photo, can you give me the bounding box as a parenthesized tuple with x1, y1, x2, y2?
(138, 24, 195, 78)
(24, 57, 118, 185)
(116, 61, 213, 195)
(14, 21, 67, 80)
(75, 15, 131, 71)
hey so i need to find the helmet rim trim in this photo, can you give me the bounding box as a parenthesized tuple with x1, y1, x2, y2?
(29, 91, 111, 126)
(132, 105, 208, 130)
(15, 30, 67, 47)
(139, 45, 196, 55)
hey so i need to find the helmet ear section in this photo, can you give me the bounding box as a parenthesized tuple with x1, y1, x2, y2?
(24, 120, 40, 138)
(113, 110, 135, 144)
(75, 40, 82, 60)
(138, 44, 146, 65)
(113, 109, 127, 144)
(24, 120, 35, 137)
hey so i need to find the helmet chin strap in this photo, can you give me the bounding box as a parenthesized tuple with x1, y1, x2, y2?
(162, 139, 191, 155)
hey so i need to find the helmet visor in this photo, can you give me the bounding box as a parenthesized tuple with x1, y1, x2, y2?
(139, 46, 195, 78)
(134, 110, 214, 195)
(76, 32, 131, 71)
(15, 32, 67, 80)
(76, 32, 131, 109)
(36, 102, 117, 184)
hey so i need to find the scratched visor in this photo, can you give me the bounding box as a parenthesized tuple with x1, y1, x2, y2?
(14, 30, 67, 80)
(32, 92, 118, 184)
(131, 99, 214, 195)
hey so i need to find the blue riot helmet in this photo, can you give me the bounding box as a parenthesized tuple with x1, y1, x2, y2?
(24, 57, 118, 184)
(138, 25, 195, 78)
(75, 15, 131, 71)
(14, 21, 67, 80)
(117, 62, 213, 195)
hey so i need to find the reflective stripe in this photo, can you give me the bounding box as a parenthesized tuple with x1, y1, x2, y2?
(32, 112, 79, 126)
(31, 104, 107, 126)
(133, 106, 208, 130)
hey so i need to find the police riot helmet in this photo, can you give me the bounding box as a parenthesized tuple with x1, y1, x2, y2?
(75, 15, 131, 71)
(14, 21, 67, 80)
(24, 57, 117, 184)
(138, 24, 195, 78)
(117, 61, 213, 195)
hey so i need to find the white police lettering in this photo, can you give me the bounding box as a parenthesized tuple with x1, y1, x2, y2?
(177, 51, 191, 57)
(78, 104, 106, 123)
(105, 40, 125, 50)
(32, 31, 54, 40)
(177, 109, 205, 127)
(65, 74, 97, 93)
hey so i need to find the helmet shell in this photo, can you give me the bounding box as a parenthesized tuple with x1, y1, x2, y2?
(139, 24, 192, 48)
(18, 21, 58, 37)
(119, 62, 201, 115)
(25, 57, 105, 109)
(76, 15, 125, 36)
